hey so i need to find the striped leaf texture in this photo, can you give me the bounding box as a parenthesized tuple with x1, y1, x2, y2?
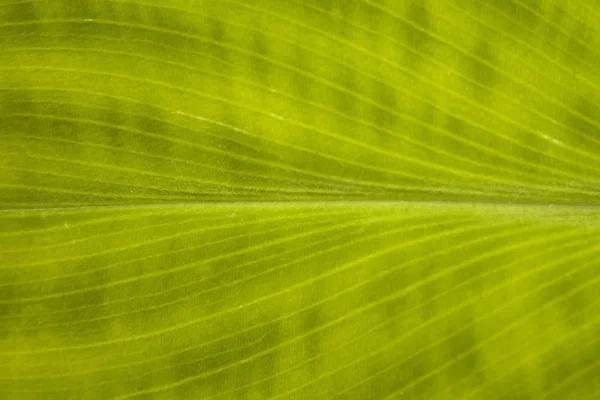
(1, 0, 600, 399)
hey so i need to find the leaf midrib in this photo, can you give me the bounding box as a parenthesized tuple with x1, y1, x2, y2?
(3, 199, 600, 213)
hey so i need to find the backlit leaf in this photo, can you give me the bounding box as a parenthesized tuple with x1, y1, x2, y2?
(1, 0, 600, 399)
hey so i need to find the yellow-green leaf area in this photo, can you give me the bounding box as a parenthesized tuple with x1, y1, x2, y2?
(1, 0, 600, 399)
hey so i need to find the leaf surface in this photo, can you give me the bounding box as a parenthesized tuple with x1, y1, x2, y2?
(1, 0, 600, 399)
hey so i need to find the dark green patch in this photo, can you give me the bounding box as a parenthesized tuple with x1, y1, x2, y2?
(370, 80, 398, 132)
(444, 319, 485, 386)
(566, 22, 599, 73)
(468, 40, 498, 100)
(565, 95, 600, 141)
(57, 0, 95, 20)
(443, 114, 472, 157)
(251, 31, 271, 83)
(488, 0, 540, 33)
(405, 0, 431, 48)
(94, 97, 128, 153)
(290, 47, 314, 100)
(300, 283, 325, 379)
(0, 0, 39, 24)
(540, 337, 600, 398)
(233, 324, 282, 399)
(304, 0, 334, 14)
(331, 66, 358, 117)
(53, 268, 108, 324)
(207, 17, 231, 65)
(542, 6, 566, 50)
(401, 0, 432, 66)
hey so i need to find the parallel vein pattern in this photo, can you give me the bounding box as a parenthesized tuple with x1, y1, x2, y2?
(2, 1, 600, 399)
(2, 203, 600, 400)
(1, 0, 600, 205)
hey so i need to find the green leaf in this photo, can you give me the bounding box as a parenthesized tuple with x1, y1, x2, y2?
(1, 0, 600, 399)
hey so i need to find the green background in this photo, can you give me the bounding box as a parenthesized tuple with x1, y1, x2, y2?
(1, 0, 600, 398)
